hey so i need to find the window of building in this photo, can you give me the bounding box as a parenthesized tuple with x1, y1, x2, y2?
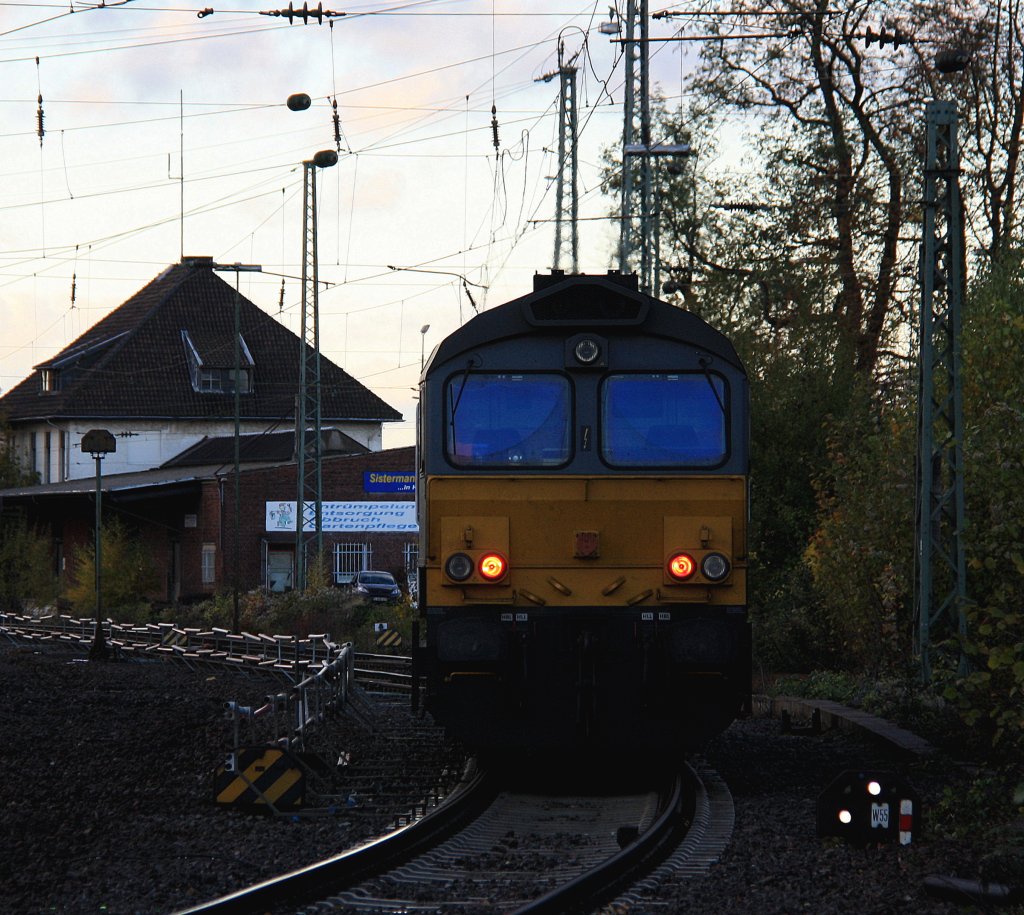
(182, 330, 254, 395)
(334, 542, 371, 585)
(266, 549, 293, 592)
(201, 543, 216, 585)
(403, 542, 418, 572)
(40, 368, 60, 393)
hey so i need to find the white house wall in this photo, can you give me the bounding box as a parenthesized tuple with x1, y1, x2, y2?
(16, 419, 385, 481)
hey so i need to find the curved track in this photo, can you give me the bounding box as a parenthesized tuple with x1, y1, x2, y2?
(2, 617, 736, 911)
(180, 762, 733, 914)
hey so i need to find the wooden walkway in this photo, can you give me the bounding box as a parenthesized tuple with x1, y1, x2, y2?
(754, 695, 937, 757)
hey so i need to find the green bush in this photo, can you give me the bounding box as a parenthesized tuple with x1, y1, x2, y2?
(166, 584, 419, 651)
(64, 517, 160, 619)
(940, 257, 1024, 765)
(0, 516, 59, 612)
(803, 394, 916, 676)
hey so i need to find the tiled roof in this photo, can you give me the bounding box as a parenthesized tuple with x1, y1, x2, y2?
(0, 257, 402, 424)
(162, 428, 369, 467)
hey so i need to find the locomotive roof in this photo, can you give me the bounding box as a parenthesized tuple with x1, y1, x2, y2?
(431, 273, 744, 373)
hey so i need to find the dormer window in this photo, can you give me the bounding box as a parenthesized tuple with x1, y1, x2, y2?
(41, 368, 60, 393)
(182, 329, 254, 394)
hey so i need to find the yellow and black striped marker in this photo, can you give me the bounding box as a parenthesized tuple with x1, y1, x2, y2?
(214, 747, 305, 811)
(376, 629, 402, 648)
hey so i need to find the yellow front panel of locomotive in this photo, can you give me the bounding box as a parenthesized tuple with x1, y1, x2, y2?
(424, 475, 747, 608)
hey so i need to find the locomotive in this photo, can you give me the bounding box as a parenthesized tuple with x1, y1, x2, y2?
(414, 272, 750, 754)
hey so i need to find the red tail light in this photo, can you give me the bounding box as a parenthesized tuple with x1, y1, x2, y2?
(667, 552, 696, 581)
(478, 552, 508, 581)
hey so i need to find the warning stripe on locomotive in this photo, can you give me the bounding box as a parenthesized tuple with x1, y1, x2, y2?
(214, 747, 305, 810)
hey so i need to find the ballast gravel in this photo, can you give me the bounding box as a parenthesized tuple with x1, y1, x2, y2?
(0, 644, 984, 914)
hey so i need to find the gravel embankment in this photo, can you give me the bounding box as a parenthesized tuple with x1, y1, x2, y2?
(0, 643, 990, 914)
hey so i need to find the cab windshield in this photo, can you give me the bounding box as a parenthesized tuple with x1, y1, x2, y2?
(602, 373, 727, 466)
(447, 373, 571, 467)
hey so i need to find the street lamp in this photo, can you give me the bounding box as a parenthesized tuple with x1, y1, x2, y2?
(420, 324, 430, 370)
(83, 429, 115, 661)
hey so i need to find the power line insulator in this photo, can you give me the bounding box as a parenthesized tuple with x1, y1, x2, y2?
(259, 2, 344, 23)
(490, 104, 500, 154)
(864, 25, 909, 49)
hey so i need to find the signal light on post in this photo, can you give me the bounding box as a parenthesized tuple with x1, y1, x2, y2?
(667, 552, 696, 581)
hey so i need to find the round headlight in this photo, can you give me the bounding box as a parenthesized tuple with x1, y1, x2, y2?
(701, 552, 731, 581)
(667, 552, 696, 581)
(445, 552, 474, 582)
(574, 338, 601, 365)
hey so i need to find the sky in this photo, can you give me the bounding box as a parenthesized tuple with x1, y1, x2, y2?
(0, 0, 706, 448)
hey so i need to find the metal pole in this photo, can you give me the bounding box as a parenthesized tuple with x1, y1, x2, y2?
(619, 0, 650, 288)
(233, 271, 241, 631)
(295, 150, 337, 591)
(211, 262, 260, 623)
(296, 160, 313, 592)
(914, 100, 968, 683)
(90, 452, 107, 660)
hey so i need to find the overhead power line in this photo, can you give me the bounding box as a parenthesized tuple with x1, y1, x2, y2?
(258, 2, 344, 24)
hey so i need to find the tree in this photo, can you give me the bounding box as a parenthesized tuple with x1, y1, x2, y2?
(0, 516, 58, 612)
(65, 517, 160, 618)
(911, 0, 1024, 263)
(661, 0, 929, 379)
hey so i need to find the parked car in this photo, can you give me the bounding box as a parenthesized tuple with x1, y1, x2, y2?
(350, 570, 402, 604)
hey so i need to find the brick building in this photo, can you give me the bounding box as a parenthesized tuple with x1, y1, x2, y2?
(0, 257, 415, 607)
(0, 444, 415, 605)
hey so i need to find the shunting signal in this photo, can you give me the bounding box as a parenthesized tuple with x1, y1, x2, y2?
(817, 770, 920, 846)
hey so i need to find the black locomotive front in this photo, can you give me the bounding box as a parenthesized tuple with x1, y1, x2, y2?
(415, 273, 750, 754)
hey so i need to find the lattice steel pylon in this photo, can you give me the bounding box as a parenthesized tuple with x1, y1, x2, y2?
(295, 150, 338, 591)
(553, 59, 579, 273)
(914, 100, 968, 683)
(619, 0, 652, 291)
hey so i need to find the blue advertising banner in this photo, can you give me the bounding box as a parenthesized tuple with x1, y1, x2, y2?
(266, 501, 417, 532)
(363, 471, 416, 493)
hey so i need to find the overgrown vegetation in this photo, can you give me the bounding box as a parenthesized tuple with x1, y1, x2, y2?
(159, 584, 418, 653)
(0, 515, 59, 612)
(598, 0, 1024, 869)
(65, 517, 162, 616)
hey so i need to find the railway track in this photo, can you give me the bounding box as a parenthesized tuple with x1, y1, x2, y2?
(3, 615, 735, 911)
(0, 610, 410, 693)
(0, 611, 350, 674)
(179, 760, 732, 914)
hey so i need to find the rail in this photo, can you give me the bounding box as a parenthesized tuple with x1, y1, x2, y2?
(1, 611, 360, 759)
(178, 760, 493, 915)
(0, 612, 340, 679)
